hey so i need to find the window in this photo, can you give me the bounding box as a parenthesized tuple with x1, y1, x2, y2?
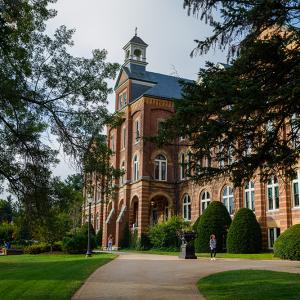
(110, 135, 115, 152)
(119, 91, 127, 109)
(245, 181, 255, 211)
(219, 144, 225, 168)
(154, 154, 167, 181)
(96, 212, 99, 231)
(135, 120, 140, 142)
(222, 186, 234, 215)
(291, 113, 300, 148)
(268, 228, 280, 248)
(200, 191, 210, 214)
(133, 155, 139, 181)
(122, 127, 126, 149)
(187, 152, 192, 177)
(183, 194, 191, 221)
(121, 161, 125, 185)
(267, 176, 279, 211)
(292, 170, 300, 207)
(180, 153, 186, 180)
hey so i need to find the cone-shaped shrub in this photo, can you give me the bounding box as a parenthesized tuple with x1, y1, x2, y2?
(227, 208, 261, 253)
(274, 224, 300, 260)
(195, 201, 231, 252)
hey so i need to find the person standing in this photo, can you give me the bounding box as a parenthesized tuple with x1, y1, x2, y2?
(107, 234, 113, 252)
(209, 234, 217, 260)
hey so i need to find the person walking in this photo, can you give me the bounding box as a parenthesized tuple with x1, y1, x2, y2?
(209, 234, 217, 260)
(107, 234, 113, 252)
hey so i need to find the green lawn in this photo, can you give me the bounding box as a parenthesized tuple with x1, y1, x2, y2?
(122, 249, 276, 260)
(0, 253, 116, 300)
(197, 270, 300, 300)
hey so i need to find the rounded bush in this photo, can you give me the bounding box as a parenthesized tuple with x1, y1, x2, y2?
(24, 242, 50, 254)
(227, 208, 261, 253)
(274, 224, 300, 260)
(195, 201, 231, 253)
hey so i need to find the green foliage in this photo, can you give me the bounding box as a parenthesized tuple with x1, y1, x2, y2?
(62, 224, 97, 254)
(24, 242, 50, 254)
(155, 1, 300, 186)
(0, 222, 16, 244)
(148, 216, 189, 250)
(195, 201, 231, 253)
(226, 208, 261, 253)
(193, 216, 200, 231)
(119, 223, 130, 249)
(274, 224, 300, 260)
(96, 229, 102, 247)
(0, 199, 13, 223)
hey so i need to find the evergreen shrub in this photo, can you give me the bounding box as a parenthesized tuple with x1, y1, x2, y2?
(24, 242, 50, 254)
(195, 201, 231, 252)
(227, 208, 261, 253)
(148, 216, 189, 250)
(274, 224, 300, 260)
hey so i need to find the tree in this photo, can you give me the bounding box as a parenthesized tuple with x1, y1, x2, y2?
(226, 208, 261, 253)
(155, 1, 300, 186)
(0, 1, 119, 203)
(0, 198, 13, 223)
(195, 201, 231, 252)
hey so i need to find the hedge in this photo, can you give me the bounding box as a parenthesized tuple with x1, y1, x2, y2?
(227, 208, 261, 253)
(274, 224, 300, 260)
(195, 201, 231, 252)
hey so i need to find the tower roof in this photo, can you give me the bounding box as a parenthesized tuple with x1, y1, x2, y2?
(128, 35, 148, 46)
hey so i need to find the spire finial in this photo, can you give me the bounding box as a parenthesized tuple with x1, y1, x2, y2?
(135, 27, 137, 36)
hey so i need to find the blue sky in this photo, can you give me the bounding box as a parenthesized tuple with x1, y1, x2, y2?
(46, 0, 227, 178)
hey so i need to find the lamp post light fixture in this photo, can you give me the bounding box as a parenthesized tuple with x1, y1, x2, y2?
(86, 192, 93, 257)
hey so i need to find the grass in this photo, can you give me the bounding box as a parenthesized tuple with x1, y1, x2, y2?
(197, 270, 300, 300)
(0, 253, 116, 300)
(122, 249, 277, 260)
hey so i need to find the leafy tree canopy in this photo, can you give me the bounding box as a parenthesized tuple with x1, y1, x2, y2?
(0, 0, 119, 199)
(155, 1, 300, 186)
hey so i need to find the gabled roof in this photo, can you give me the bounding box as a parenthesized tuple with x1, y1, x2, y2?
(129, 35, 148, 46)
(115, 64, 194, 101)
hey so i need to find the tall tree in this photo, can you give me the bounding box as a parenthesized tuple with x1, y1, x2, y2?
(155, 1, 300, 185)
(0, 1, 119, 200)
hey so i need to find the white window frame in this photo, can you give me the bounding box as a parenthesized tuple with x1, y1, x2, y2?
(292, 169, 300, 208)
(183, 194, 191, 221)
(291, 113, 300, 148)
(200, 191, 210, 214)
(222, 186, 235, 215)
(133, 155, 139, 181)
(268, 227, 280, 249)
(267, 176, 279, 211)
(154, 154, 167, 181)
(245, 181, 255, 211)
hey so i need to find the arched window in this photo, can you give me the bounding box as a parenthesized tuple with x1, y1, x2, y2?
(292, 170, 300, 207)
(245, 181, 255, 211)
(200, 191, 210, 214)
(133, 155, 139, 181)
(183, 194, 191, 221)
(222, 186, 234, 214)
(267, 176, 279, 210)
(121, 161, 125, 185)
(154, 154, 167, 181)
(180, 153, 186, 180)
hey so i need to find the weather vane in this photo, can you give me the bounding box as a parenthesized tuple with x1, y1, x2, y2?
(135, 27, 137, 36)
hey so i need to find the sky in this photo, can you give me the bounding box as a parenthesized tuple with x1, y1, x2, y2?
(45, 0, 227, 179)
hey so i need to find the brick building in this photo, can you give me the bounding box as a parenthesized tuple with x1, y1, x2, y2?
(83, 33, 300, 250)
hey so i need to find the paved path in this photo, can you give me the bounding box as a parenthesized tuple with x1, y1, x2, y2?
(72, 252, 300, 300)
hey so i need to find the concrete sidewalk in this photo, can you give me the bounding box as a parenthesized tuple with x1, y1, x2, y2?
(72, 252, 300, 300)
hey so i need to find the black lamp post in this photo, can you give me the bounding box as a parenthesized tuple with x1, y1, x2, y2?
(86, 193, 93, 257)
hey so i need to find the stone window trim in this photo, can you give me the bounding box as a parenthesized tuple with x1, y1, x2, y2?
(122, 126, 126, 150)
(133, 154, 139, 182)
